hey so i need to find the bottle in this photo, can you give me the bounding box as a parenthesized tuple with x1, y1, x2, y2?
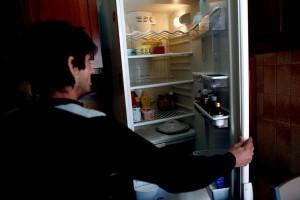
(131, 91, 141, 123)
(131, 91, 138, 107)
(167, 90, 176, 109)
(140, 90, 151, 109)
(194, 89, 202, 105)
(211, 101, 223, 117)
(135, 96, 142, 109)
(207, 95, 217, 115)
(157, 94, 169, 111)
(201, 89, 209, 110)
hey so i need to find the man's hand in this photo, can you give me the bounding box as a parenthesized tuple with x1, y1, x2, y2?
(229, 136, 254, 167)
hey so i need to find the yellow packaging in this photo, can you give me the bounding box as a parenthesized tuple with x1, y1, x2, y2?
(133, 45, 152, 55)
(140, 90, 151, 109)
(143, 40, 162, 54)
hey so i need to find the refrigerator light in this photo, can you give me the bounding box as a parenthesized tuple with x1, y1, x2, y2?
(174, 13, 190, 27)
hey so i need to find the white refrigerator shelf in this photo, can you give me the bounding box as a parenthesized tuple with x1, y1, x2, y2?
(130, 79, 193, 90)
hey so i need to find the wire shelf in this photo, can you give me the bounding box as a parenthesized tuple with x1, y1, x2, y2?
(134, 107, 194, 127)
(127, 30, 189, 41)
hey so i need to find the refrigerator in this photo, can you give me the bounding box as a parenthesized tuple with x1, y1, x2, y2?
(97, 0, 252, 199)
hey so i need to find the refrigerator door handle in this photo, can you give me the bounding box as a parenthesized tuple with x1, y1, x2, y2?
(243, 182, 253, 200)
(239, 0, 253, 198)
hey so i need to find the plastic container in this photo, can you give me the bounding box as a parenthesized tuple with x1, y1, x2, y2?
(135, 183, 159, 200)
(133, 45, 152, 55)
(153, 46, 165, 54)
(207, 183, 229, 200)
(134, 180, 169, 200)
(142, 108, 154, 121)
(127, 11, 153, 32)
(143, 40, 162, 54)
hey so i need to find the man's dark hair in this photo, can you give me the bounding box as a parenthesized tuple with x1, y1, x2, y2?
(18, 20, 97, 98)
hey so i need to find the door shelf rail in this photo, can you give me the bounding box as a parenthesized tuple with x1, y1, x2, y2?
(192, 72, 228, 88)
(134, 107, 194, 127)
(193, 101, 229, 128)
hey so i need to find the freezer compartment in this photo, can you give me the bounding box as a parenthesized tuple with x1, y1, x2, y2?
(193, 101, 229, 128)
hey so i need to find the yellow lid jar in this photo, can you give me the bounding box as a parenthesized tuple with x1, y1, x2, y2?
(133, 45, 152, 55)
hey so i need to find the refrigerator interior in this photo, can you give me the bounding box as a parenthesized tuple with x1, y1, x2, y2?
(97, 0, 250, 199)
(119, 0, 231, 154)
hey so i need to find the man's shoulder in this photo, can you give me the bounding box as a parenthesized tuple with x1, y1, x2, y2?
(54, 103, 106, 118)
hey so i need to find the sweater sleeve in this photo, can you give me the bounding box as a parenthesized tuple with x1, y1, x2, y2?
(94, 116, 236, 193)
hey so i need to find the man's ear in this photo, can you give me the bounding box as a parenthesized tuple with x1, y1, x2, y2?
(67, 56, 79, 76)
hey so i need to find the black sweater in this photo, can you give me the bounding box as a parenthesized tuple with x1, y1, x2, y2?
(1, 98, 235, 199)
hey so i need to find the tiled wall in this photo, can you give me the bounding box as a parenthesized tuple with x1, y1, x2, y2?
(253, 50, 300, 199)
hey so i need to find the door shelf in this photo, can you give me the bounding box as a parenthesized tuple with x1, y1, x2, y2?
(133, 107, 194, 127)
(130, 79, 193, 90)
(193, 101, 229, 128)
(192, 72, 228, 88)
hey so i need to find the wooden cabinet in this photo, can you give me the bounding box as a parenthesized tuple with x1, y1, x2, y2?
(248, 0, 300, 53)
(7, 0, 103, 72)
(0, 0, 105, 114)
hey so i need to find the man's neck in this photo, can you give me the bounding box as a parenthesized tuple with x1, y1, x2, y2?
(49, 87, 78, 100)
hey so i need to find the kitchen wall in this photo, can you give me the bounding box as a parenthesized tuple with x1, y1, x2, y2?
(252, 50, 300, 199)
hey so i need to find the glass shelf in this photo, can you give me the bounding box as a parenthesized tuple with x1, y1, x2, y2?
(128, 52, 192, 59)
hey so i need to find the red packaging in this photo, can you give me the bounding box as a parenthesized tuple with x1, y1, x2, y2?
(154, 46, 165, 54)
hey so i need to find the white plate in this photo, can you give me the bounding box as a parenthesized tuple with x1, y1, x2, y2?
(156, 120, 190, 134)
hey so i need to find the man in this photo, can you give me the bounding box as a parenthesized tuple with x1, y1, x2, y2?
(1, 20, 254, 199)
